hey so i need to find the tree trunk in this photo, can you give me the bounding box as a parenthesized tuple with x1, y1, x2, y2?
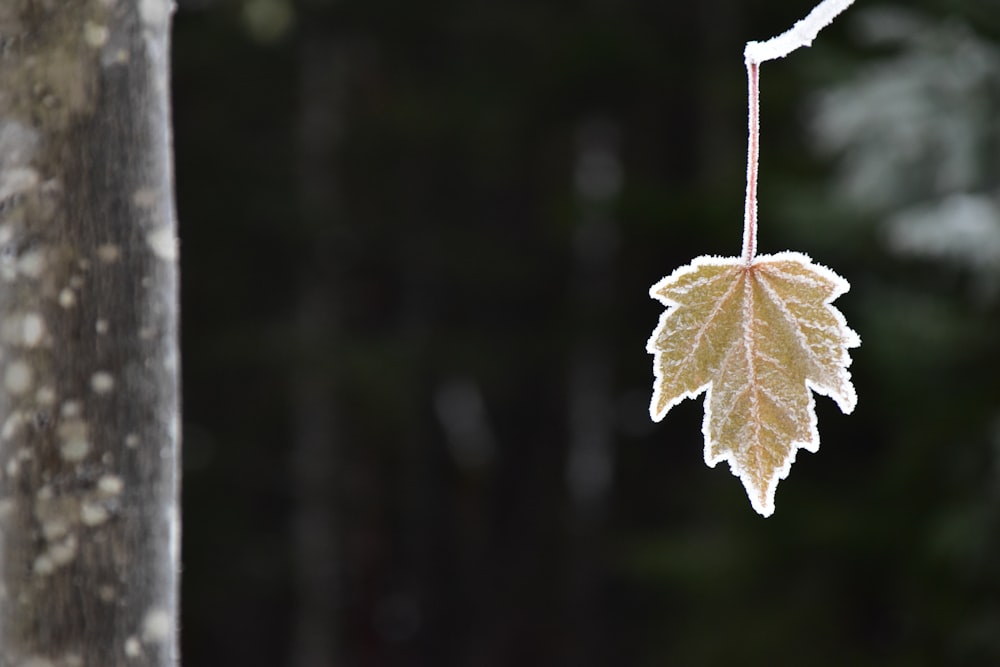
(287, 24, 351, 667)
(565, 118, 621, 667)
(0, 2, 180, 665)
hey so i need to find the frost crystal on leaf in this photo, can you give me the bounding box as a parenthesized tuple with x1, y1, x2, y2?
(647, 252, 859, 517)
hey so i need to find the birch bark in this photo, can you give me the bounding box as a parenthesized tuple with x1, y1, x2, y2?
(0, 1, 180, 665)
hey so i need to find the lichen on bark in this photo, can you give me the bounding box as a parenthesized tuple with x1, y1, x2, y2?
(0, 1, 180, 665)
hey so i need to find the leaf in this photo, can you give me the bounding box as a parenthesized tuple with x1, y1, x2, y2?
(646, 251, 860, 517)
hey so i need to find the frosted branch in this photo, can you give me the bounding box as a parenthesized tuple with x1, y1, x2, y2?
(744, 0, 856, 64)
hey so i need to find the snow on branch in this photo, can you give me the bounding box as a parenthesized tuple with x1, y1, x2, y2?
(745, 0, 856, 64)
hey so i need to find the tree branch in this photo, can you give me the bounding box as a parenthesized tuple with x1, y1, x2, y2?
(744, 0, 856, 64)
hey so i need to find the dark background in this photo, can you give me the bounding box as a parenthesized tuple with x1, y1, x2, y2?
(172, 1, 1000, 665)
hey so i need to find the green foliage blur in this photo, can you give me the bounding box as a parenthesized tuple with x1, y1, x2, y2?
(174, 0, 1000, 665)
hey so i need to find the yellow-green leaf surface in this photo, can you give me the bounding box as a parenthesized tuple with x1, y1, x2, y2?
(647, 251, 859, 516)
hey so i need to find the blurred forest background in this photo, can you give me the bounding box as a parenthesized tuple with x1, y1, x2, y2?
(172, 0, 1000, 665)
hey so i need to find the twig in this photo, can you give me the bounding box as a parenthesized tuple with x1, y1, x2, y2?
(745, 0, 857, 64)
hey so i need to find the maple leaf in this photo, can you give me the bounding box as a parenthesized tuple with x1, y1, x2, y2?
(646, 251, 859, 517)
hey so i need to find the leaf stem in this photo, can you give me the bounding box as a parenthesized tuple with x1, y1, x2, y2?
(742, 61, 759, 265)
(740, 0, 856, 264)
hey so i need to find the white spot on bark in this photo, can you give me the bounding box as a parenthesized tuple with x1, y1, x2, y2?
(139, 0, 171, 27)
(40, 516, 70, 540)
(78, 258, 91, 271)
(0, 166, 39, 201)
(57, 419, 90, 462)
(98, 474, 124, 495)
(58, 288, 77, 308)
(124, 636, 142, 658)
(5, 457, 19, 477)
(142, 608, 172, 642)
(99, 584, 116, 602)
(36, 386, 56, 404)
(2, 411, 24, 440)
(35, 488, 77, 541)
(5, 360, 33, 394)
(84, 21, 110, 47)
(96, 318, 110, 334)
(91, 371, 115, 394)
(17, 249, 47, 278)
(125, 433, 140, 448)
(147, 226, 178, 261)
(97, 243, 121, 263)
(60, 400, 82, 418)
(32, 554, 54, 576)
(48, 534, 77, 565)
(80, 501, 109, 526)
(60, 439, 90, 462)
(21, 312, 45, 347)
(0, 119, 39, 162)
(0, 498, 15, 520)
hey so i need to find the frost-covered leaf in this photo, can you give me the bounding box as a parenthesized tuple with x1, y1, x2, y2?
(647, 252, 859, 516)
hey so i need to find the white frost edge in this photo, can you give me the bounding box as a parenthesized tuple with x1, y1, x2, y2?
(646, 254, 740, 422)
(646, 251, 860, 517)
(744, 0, 856, 64)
